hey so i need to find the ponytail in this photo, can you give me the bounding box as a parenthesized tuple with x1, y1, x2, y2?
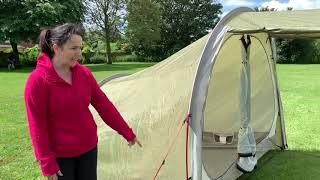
(39, 29, 54, 58)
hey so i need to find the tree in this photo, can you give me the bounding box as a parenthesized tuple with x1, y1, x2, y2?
(0, 0, 85, 65)
(156, 0, 222, 57)
(126, 0, 161, 57)
(85, 0, 125, 64)
(277, 39, 320, 64)
(125, 0, 222, 59)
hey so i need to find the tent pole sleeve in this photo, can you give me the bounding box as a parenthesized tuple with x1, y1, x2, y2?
(271, 38, 288, 149)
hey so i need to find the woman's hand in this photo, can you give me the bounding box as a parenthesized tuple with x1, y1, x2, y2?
(48, 170, 63, 180)
(128, 138, 142, 148)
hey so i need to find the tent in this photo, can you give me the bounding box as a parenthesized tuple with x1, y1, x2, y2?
(91, 7, 320, 180)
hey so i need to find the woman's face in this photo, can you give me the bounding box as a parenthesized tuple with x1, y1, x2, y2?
(53, 34, 82, 68)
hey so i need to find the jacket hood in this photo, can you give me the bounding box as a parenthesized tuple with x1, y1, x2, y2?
(36, 53, 78, 84)
(36, 53, 54, 70)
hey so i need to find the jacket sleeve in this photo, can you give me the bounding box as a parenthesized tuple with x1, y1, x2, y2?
(24, 74, 60, 176)
(88, 70, 136, 142)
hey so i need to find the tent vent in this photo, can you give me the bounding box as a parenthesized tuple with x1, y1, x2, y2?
(214, 133, 234, 144)
(203, 132, 237, 148)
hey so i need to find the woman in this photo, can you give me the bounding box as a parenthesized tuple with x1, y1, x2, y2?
(24, 23, 141, 180)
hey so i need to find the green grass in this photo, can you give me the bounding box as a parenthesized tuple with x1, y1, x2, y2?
(0, 64, 319, 179)
(239, 65, 320, 180)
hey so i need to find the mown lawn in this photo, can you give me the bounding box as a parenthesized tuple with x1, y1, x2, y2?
(239, 65, 320, 180)
(0, 64, 319, 180)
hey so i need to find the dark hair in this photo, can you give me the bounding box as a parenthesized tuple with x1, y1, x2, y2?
(39, 23, 84, 59)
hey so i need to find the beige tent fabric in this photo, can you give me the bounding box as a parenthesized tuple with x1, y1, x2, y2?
(88, 7, 320, 180)
(225, 9, 320, 38)
(92, 31, 278, 180)
(91, 34, 210, 179)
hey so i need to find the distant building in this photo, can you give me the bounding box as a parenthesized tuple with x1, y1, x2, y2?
(0, 41, 34, 52)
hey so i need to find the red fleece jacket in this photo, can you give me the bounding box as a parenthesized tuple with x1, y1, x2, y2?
(24, 53, 136, 176)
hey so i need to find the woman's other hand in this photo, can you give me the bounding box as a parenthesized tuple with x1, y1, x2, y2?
(48, 170, 63, 180)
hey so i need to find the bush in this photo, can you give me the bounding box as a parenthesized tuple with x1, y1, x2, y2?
(81, 44, 94, 64)
(114, 54, 159, 62)
(310, 40, 320, 64)
(121, 43, 131, 53)
(90, 54, 106, 64)
(277, 39, 320, 64)
(79, 56, 90, 64)
(111, 51, 129, 58)
(20, 45, 41, 67)
(0, 52, 11, 68)
(111, 42, 120, 52)
(3, 48, 13, 54)
(114, 54, 140, 62)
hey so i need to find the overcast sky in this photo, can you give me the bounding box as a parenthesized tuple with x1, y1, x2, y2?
(217, 0, 320, 16)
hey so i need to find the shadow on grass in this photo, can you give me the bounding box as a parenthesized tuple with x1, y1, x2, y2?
(0, 63, 156, 73)
(0, 67, 35, 73)
(238, 149, 320, 180)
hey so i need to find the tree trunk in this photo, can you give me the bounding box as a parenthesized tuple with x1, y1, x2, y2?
(105, 25, 112, 64)
(105, 34, 112, 64)
(10, 40, 20, 66)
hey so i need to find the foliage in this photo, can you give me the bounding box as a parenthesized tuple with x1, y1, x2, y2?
(90, 54, 107, 64)
(20, 45, 41, 66)
(118, 42, 130, 53)
(81, 30, 131, 64)
(2, 48, 13, 54)
(85, 0, 126, 64)
(81, 42, 95, 64)
(0, 0, 85, 63)
(126, 0, 161, 57)
(113, 54, 138, 62)
(0, 52, 11, 67)
(156, 0, 222, 57)
(126, 0, 222, 59)
(277, 39, 320, 64)
(0, 0, 85, 42)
